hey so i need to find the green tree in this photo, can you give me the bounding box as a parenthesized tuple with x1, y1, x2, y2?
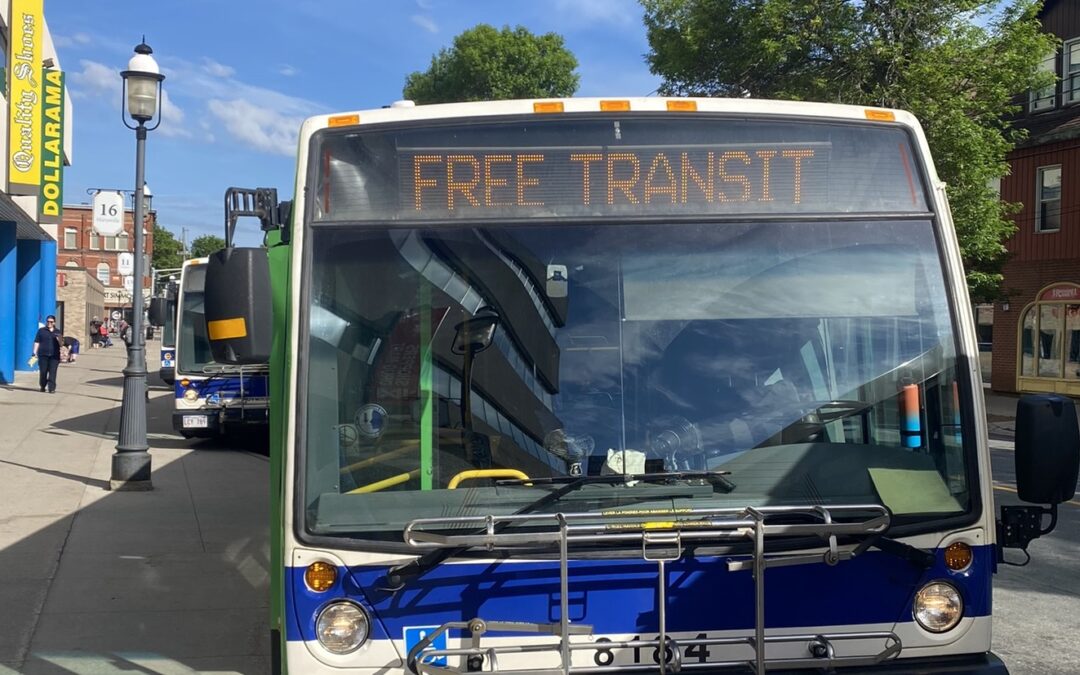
(152, 224, 184, 272)
(189, 234, 226, 259)
(404, 24, 580, 104)
(642, 0, 1056, 299)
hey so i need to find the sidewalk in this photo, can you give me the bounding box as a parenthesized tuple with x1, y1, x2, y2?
(0, 342, 269, 674)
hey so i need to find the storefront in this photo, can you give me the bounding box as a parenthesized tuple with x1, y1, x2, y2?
(1016, 282, 1080, 396)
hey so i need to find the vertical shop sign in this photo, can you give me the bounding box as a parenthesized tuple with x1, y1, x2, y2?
(39, 68, 64, 223)
(7, 0, 44, 195)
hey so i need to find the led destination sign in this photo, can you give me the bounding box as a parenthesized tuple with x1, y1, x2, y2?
(314, 117, 927, 222)
(407, 146, 820, 212)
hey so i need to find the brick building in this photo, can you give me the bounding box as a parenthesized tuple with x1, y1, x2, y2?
(991, 0, 1080, 397)
(56, 202, 156, 324)
(56, 267, 105, 347)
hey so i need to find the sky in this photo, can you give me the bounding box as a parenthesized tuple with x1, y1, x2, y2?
(49, 0, 662, 247)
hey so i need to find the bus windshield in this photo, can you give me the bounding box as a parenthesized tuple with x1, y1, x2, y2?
(303, 219, 970, 539)
(178, 264, 216, 373)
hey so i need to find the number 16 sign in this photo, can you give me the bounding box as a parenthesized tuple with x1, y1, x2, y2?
(92, 191, 125, 236)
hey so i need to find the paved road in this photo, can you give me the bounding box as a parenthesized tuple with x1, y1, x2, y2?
(989, 437, 1080, 674)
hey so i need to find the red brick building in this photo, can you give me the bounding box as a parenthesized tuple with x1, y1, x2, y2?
(992, 0, 1080, 397)
(56, 203, 157, 321)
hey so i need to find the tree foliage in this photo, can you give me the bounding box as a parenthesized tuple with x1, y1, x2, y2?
(642, 0, 1056, 299)
(404, 24, 580, 104)
(189, 234, 226, 259)
(152, 224, 185, 272)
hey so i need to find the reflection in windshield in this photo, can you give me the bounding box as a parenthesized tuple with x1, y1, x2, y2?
(177, 264, 216, 373)
(303, 220, 969, 537)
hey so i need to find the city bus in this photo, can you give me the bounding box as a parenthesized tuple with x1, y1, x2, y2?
(173, 256, 269, 438)
(151, 273, 180, 384)
(204, 98, 1079, 674)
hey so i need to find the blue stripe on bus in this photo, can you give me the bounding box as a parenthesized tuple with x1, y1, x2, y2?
(173, 374, 269, 399)
(284, 544, 993, 643)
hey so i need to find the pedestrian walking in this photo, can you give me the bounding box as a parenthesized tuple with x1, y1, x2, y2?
(32, 315, 62, 393)
(98, 321, 112, 348)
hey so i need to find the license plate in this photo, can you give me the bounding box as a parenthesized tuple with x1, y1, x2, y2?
(182, 415, 208, 429)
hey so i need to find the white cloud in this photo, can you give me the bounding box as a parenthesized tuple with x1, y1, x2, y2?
(69, 60, 191, 136)
(158, 90, 192, 138)
(278, 64, 299, 77)
(206, 99, 304, 156)
(411, 14, 439, 34)
(202, 59, 236, 78)
(70, 59, 120, 99)
(415, 0, 434, 8)
(53, 32, 92, 49)
(554, 0, 637, 26)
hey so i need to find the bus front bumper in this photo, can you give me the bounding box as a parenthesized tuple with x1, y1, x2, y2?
(159, 366, 174, 384)
(173, 406, 269, 436)
(708, 653, 1009, 674)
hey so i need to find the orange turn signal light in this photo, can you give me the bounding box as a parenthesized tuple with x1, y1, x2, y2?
(305, 561, 338, 592)
(944, 542, 973, 571)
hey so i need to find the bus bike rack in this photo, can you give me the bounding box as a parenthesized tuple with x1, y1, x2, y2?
(403, 505, 902, 675)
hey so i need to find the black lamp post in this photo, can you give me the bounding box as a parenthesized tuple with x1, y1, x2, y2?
(111, 40, 164, 491)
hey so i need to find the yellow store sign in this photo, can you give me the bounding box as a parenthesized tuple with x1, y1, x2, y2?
(7, 0, 44, 195)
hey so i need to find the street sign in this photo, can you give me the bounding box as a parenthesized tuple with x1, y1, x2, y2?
(111, 310, 122, 321)
(123, 275, 134, 293)
(92, 191, 125, 236)
(117, 252, 134, 276)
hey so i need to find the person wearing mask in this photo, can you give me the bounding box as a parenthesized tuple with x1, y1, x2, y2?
(32, 315, 63, 393)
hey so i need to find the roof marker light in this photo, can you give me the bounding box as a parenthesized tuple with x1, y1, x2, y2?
(667, 100, 697, 112)
(533, 101, 564, 114)
(328, 114, 360, 127)
(600, 100, 631, 112)
(865, 109, 896, 122)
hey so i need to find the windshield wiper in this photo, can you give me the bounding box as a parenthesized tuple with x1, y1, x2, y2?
(380, 470, 734, 593)
(499, 470, 734, 492)
(852, 529, 935, 569)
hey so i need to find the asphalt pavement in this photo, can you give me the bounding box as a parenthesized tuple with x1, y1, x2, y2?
(0, 341, 269, 674)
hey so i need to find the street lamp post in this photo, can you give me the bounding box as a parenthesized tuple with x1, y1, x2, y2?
(111, 40, 164, 491)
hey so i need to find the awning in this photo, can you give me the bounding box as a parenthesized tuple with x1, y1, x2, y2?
(0, 191, 50, 241)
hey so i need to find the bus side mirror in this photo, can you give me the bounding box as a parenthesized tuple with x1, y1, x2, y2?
(148, 298, 168, 327)
(204, 247, 272, 364)
(1014, 394, 1079, 505)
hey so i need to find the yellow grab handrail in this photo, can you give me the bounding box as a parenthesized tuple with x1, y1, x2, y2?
(448, 469, 530, 489)
(346, 469, 419, 494)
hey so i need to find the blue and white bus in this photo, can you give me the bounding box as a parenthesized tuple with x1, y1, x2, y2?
(173, 256, 269, 438)
(204, 98, 1079, 674)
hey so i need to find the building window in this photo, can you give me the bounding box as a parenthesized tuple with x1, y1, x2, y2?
(96, 263, 110, 286)
(1066, 39, 1080, 104)
(117, 232, 130, 251)
(1031, 49, 1057, 112)
(1036, 165, 1061, 233)
(63, 228, 77, 249)
(89, 233, 100, 250)
(104, 235, 118, 250)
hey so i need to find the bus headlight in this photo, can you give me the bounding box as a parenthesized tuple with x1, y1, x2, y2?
(316, 601, 369, 654)
(913, 581, 963, 633)
(183, 388, 199, 402)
